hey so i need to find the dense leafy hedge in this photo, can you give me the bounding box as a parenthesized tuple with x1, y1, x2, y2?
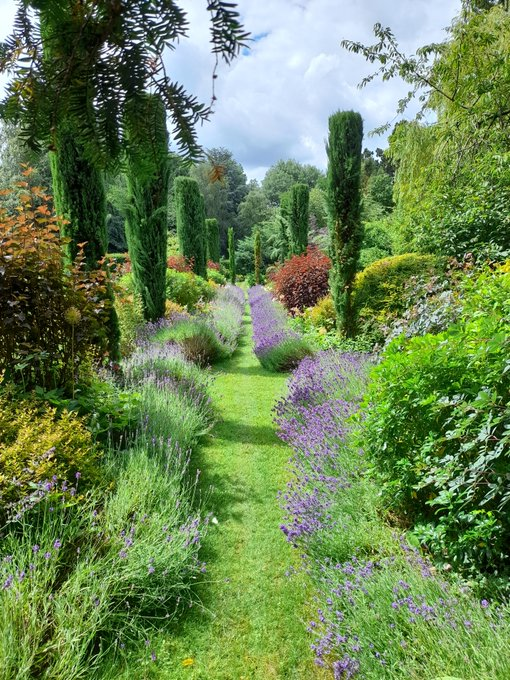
(361, 265, 510, 582)
(271, 246, 331, 312)
(165, 269, 215, 309)
(352, 253, 442, 341)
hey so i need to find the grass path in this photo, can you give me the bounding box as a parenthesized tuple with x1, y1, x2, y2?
(154, 308, 321, 679)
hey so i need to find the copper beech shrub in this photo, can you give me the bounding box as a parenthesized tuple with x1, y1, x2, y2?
(270, 246, 331, 313)
(0, 169, 115, 390)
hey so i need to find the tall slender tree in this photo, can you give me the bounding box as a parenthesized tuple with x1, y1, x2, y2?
(206, 217, 220, 263)
(278, 191, 291, 261)
(174, 177, 207, 278)
(289, 183, 309, 255)
(326, 110, 363, 337)
(254, 229, 262, 284)
(124, 94, 169, 321)
(228, 227, 236, 284)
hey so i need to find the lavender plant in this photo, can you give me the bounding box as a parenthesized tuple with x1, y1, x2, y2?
(274, 350, 510, 678)
(249, 286, 313, 371)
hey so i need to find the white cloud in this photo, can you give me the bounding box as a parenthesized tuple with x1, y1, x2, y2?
(0, 0, 462, 182)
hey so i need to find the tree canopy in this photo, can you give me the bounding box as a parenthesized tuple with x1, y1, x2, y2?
(0, 1, 248, 165)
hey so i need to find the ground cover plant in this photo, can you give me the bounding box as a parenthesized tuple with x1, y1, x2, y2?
(274, 349, 510, 678)
(249, 285, 313, 371)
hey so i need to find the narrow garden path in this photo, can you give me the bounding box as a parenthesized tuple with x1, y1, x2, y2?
(156, 307, 321, 679)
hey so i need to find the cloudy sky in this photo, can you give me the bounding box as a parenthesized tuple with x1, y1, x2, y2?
(0, 0, 461, 181)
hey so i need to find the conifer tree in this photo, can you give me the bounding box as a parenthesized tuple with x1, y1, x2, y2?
(289, 183, 309, 255)
(278, 191, 291, 261)
(124, 93, 169, 321)
(254, 228, 262, 284)
(206, 217, 220, 263)
(174, 177, 207, 278)
(326, 110, 363, 337)
(228, 227, 236, 284)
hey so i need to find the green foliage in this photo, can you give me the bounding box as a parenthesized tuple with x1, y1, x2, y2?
(174, 176, 207, 277)
(2, 1, 248, 164)
(344, 8, 510, 257)
(278, 191, 291, 261)
(289, 183, 309, 255)
(326, 110, 364, 337)
(353, 253, 441, 341)
(154, 320, 227, 367)
(206, 217, 221, 263)
(236, 187, 273, 238)
(115, 293, 145, 357)
(124, 94, 169, 322)
(207, 268, 226, 285)
(254, 229, 262, 284)
(165, 269, 214, 310)
(358, 219, 394, 269)
(0, 181, 115, 391)
(262, 159, 324, 205)
(361, 265, 510, 581)
(0, 395, 99, 509)
(228, 227, 236, 284)
(190, 148, 248, 252)
(257, 338, 313, 372)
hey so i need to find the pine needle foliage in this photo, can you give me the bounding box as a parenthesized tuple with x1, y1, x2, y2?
(206, 217, 220, 263)
(326, 111, 363, 337)
(125, 94, 170, 322)
(289, 183, 309, 255)
(0, 1, 249, 166)
(228, 227, 236, 284)
(175, 177, 207, 278)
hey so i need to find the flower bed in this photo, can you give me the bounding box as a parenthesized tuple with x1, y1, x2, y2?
(248, 286, 313, 371)
(274, 350, 510, 679)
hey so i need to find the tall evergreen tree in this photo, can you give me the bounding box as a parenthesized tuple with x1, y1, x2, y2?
(289, 183, 309, 255)
(175, 177, 207, 278)
(254, 228, 262, 284)
(326, 110, 363, 337)
(228, 227, 236, 284)
(206, 217, 220, 263)
(278, 191, 291, 261)
(124, 93, 169, 322)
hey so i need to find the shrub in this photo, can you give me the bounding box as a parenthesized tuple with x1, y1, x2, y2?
(305, 295, 337, 330)
(153, 319, 227, 367)
(167, 254, 193, 272)
(115, 293, 145, 356)
(165, 299, 187, 318)
(0, 182, 115, 391)
(352, 253, 442, 342)
(165, 269, 214, 309)
(207, 268, 226, 285)
(0, 395, 99, 509)
(271, 246, 331, 312)
(361, 265, 510, 581)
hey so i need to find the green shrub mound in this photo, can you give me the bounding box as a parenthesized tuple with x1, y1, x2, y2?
(165, 269, 215, 309)
(153, 319, 227, 367)
(361, 265, 510, 583)
(353, 253, 442, 341)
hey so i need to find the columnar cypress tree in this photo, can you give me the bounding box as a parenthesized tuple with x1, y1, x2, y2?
(254, 228, 262, 284)
(124, 93, 169, 322)
(206, 217, 220, 263)
(278, 191, 291, 261)
(228, 227, 236, 284)
(289, 183, 310, 255)
(326, 110, 363, 337)
(174, 177, 207, 278)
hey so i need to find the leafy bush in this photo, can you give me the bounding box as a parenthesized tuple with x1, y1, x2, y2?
(165, 269, 215, 309)
(207, 268, 227, 285)
(153, 319, 227, 367)
(361, 265, 510, 581)
(167, 254, 193, 272)
(0, 394, 99, 509)
(0, 182, 115, 390)
(352, 253, 442, 342)
(270, 246, 331, 312)
(115, 293, 145, 356)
